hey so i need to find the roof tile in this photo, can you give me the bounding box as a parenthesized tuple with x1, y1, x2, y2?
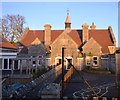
(0, 35, 17, 49)
(20, 29, 114, 54)
(89, 30, 114, 53)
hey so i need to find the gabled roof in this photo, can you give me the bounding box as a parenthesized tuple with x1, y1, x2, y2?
(21, 30, 63, 46)
(50, 29, 79, 47)
(0, 35, 17, 49)
(68, 30, 82, 47)
(20, 30, 44, 46)
(83, 37, 102, 49)
(89, 30, 114, 53)
(51, 30, 63, 42)
(31, 37, 41, 45)
(20, 29, 82, 47)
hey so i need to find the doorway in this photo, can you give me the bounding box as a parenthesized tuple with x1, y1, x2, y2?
(66, 57, 73, 70)
(55, 57, 62, 65)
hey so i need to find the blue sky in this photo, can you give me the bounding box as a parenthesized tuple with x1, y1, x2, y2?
(1, 2, 119, 46)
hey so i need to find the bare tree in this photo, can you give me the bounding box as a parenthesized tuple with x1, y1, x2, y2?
(0, 14, 25, 42)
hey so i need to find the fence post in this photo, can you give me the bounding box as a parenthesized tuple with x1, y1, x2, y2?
(93, 97, 98, 100)
(26, 59, 28, 74)
(112, 97, 118, 100)
(20, 60, 22, 74)
(102, 97, 107, 100)
(82, 97, 88, 100)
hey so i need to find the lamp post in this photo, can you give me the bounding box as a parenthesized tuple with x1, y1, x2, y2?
(61, 47, 65, 99)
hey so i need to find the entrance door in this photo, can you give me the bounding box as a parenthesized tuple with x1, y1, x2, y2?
(55, 57, 62, 65)
(14, 60, 18, 69)
(66, 57, 73, 70)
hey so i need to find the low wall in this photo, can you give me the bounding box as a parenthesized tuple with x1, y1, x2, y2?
(41, 83, 60, 99)
(116, 54, 120, 75)
(6, 77, 32, 84)
(101, 58, 116, 73)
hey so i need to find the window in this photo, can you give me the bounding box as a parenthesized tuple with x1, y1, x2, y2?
(0, 59, 2, 69)
(93, 57, 97, 60)
(33, 61, 36, 64)
(9, 59, 12, 69)
(93, 56, 99, 66)
(56, 59, 62, 65)
(55, 57, 62, 65)
(14, 60, 18, 69)
(4, 59, 7, 69)
(86, 57, 91, 66)
(58, 59, 62, 65)
(38, 60, 41, 65)
(93, 61, 97, 65)
(33, 61, 36, 67)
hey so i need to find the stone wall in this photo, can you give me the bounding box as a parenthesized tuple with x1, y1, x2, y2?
(50, 31, 78, 67)
(116, 53, 120, 74)
(51, 43, 78, 67)
(83, 38, 102, 57)
(101, 58, 116, 73)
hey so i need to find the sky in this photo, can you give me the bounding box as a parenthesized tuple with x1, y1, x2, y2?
(1, 2, 119, 46)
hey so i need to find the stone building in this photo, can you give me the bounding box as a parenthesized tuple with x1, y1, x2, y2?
(19, 13, 116, 70)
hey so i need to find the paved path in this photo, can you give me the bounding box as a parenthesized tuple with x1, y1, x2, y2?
(64, 70, 120, 98)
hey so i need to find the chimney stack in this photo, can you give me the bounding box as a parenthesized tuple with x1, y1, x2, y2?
(90, 22, 96, 30)
(82, 23, 89, 42)
(44, 24, 52, 46)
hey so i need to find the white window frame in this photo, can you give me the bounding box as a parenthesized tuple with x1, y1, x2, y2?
(92, 56, 99, 66)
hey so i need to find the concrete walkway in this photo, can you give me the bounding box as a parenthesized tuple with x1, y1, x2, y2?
(63, 71, 120, 99)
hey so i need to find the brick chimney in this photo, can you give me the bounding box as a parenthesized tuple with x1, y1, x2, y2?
(44, 24, 52, 46)
(82, 23, 89, 42)
(90, 22, 96, 30)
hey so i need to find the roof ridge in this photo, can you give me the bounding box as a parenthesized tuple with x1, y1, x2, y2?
(29, 29, 108, 31)
(89, 29, 108, 30)
(29, 29, 44, 31)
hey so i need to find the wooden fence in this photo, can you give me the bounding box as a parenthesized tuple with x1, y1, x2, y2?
(62, 67, 74, 90)
(64, 67, 73, 82)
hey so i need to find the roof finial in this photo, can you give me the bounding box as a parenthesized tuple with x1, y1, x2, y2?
(67, 8, 69, 15)
(65, 8, 71, 29)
